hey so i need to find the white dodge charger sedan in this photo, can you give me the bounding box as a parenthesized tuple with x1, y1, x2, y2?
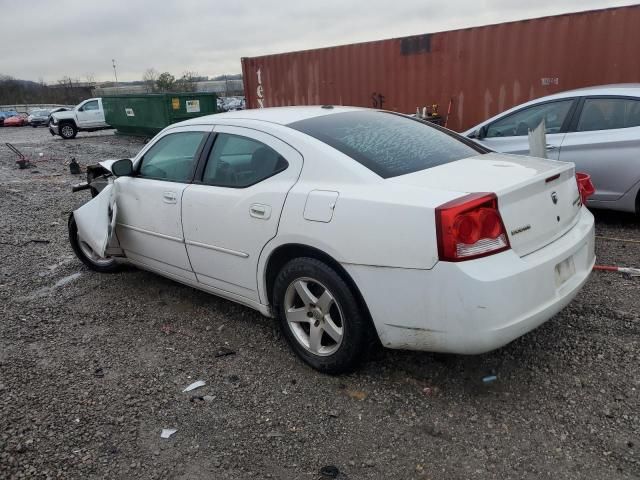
(70, 106, 595, 373)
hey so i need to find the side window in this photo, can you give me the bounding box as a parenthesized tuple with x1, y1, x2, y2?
(82, 100, 99, 111)
(485, 100, 574, 138)
(577, 98, 640, 132)
(139, 131, 206, 182)
(202, 133, 288, 188)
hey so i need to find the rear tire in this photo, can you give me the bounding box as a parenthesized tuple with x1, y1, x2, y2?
(60, 122, 77, 139)
(68, 214, 120, 273)
(273, 257, 369, 374)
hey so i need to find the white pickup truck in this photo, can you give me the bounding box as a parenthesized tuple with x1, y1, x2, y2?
(49, 98, 112, 139)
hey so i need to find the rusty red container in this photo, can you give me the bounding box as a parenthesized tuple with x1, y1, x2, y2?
(242, 5, 640, 132)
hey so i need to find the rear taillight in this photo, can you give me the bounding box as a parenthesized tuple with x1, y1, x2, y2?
(576, 172, 595, 204)
(435, 193, 510, 262)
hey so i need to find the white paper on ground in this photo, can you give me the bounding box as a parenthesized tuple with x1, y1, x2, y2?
(182, 380, 206, 393)
(161, 428, 177, 439)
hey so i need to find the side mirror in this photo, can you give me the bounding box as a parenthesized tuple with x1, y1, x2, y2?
(476, 126, 487, 140)
(111, 158, 133, 177)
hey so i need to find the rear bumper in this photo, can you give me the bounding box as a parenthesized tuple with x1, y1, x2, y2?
(344, 207, 595, 354)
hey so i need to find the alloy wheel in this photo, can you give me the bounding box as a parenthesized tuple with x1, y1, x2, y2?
(284, 277, 344, 356)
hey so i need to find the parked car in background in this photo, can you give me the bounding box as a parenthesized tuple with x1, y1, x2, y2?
(464, 84, 640, 215)
(49, 98, 111, 139)
(3, 113, 29, 127)
(69, 107, 595, 373)
(0, 110, 19, 126)
(27, 109, 51, 127)
(48, 106, 70, 121)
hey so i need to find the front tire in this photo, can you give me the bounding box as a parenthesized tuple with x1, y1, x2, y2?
(59, 122, 77, 139)
(68, 214, 120, 273)
(273, 257, 369, 374)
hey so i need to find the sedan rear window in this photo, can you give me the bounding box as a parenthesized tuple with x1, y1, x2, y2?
(288, 111, 484, 178)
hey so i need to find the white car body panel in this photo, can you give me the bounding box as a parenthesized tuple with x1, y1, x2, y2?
(73, 183, 118, 258)
(182, 125, 304, 300)
(115, 125, 214, 282)
(73, 106, 595, 355)
(464, 84, 640, 213)
(345, 207, 594, 353)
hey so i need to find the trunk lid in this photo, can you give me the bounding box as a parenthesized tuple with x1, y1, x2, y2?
(389, 153, 582, 257)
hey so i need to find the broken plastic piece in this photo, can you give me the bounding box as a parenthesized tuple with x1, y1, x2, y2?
(161, 428, 177, 439)
(482, 375, 498, 384)
(320, 465, 340, 478)
(182, 380, 206, 392)
(215, 347, 236, 358)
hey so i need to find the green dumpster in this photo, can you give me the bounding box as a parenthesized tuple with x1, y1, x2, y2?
(103, 93, 217, 137)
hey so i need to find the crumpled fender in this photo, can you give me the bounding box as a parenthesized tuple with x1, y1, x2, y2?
(73, 183, 118, 258)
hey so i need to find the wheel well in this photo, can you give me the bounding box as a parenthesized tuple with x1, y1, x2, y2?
(264, 243, 375, 328)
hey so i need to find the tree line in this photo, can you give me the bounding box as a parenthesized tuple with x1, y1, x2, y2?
(0, 70, 243, 105)
(0, 75, 93, 105)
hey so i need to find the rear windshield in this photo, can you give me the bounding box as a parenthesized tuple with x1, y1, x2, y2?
(288, 111, 485, 178)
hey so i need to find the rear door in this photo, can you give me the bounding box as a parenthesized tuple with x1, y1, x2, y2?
(558, 96, 640, 201)
(478, 99, 577, 159)
(181, 125, 303, 301)
(115, 126, 211, 281)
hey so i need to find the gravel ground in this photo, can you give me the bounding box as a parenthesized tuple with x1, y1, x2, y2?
(1, 126, 639, 480)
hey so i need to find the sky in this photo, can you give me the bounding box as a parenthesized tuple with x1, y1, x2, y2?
(0, 0, 636, 83)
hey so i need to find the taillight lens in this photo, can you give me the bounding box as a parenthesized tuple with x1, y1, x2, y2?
(576, 172, 595, 204)
(436, 193, 510, 262)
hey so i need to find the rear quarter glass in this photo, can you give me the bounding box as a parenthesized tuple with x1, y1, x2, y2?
(288, 111, 487, 179)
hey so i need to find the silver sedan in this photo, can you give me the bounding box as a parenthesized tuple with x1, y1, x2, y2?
(464, 84, 640, 215)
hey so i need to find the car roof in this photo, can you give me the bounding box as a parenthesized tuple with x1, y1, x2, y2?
(464, 83, 640, 132)
(540, 83, 640, 100)
(176, 105, 367, 127)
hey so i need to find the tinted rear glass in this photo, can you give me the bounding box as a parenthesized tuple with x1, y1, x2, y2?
(288, 111, 483, 178)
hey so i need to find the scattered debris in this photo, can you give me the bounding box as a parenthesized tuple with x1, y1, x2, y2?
(228, 374, 240, 383)
(160, 428, 177, 439)
(344, 389, 367, 401)
(203, 395, 215, 402)
(94, 368, 104, 378)
(328, 410, 340, 418)
(23, 239, 50, 246)
(482, 375, 498, 384)
(189, 395, 205, 403)
(6, 142, 32, 169)
(320, 465, 340, 478)
(422, 387, 433, 396)
(182, 380, 206, 393)
(214, 347, 236, 358)
(69, 158, 81, 175)
(593, 265, 640, 277)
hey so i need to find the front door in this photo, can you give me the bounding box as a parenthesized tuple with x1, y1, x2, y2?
(76, 99, 102, 128)
(558, 96, 640, 201)
(181, 126, 303, 301)
(478, 98, 577, 160)
(115, 126, 211, 281)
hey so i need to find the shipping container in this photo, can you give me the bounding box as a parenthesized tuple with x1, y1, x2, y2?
(103, 93, 217, 136)
(241, 5, 640, 132)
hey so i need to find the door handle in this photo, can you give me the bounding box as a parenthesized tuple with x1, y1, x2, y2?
(545, 144, 557, 150)
(163, 191, 177, 204)
(250, 203, 271, 219)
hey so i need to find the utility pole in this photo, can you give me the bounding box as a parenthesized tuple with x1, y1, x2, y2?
(112, 59, 118, 88)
